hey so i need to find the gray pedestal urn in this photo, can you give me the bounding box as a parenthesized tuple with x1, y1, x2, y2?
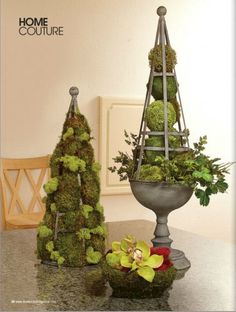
(130, 180, 193, 270)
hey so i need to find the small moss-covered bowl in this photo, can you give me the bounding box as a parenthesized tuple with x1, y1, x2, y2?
(101, 259, 176, 298)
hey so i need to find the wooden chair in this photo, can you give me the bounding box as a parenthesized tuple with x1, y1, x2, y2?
(0, 155, 50, 229)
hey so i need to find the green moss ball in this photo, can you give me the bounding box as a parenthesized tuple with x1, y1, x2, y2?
(146, 100, 176, 131)
(151, 77, 177, 100)
(145, 136, 164, 164)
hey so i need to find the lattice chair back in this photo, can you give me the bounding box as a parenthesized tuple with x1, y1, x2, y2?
(0, 155, 50, 229)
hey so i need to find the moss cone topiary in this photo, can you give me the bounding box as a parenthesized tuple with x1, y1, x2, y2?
(37, 89, 106, 267)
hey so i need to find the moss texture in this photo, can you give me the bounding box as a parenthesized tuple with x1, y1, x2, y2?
(137, 164, 164, 182)
(37, 99, 105, 267)
(101, 259, 176, 298)
(148, 45, 177, 72)
(151, 76, 177, 100)
(146, 100, 176, 131)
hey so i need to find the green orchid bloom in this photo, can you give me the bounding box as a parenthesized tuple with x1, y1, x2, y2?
(106, 236, 164, 283)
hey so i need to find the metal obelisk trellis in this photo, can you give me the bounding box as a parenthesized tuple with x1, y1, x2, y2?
(135, 6, 190, 178)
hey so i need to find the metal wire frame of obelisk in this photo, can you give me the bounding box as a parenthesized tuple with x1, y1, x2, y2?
(135, 6, 190, 179)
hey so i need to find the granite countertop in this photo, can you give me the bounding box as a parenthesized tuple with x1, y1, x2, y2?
(0, 219, 235, 311)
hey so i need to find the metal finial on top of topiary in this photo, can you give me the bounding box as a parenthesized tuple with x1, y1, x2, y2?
(37, 87, 106, 267)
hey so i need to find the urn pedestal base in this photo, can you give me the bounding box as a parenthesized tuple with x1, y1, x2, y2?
(130, 180, 193, 271)
(170, 248, 191, 270)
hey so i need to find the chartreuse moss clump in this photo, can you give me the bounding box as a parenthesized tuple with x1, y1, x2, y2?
(148, 45, 177, 72)
(37, 94, 105, 267)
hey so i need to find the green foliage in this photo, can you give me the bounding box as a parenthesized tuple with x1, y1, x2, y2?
(50, 250, 60, 261)
(148, 45, 177, 72)
(106, 235, 164, 283)
(137, 164, 163, 181)
(81, 204, 93, 219)
(108, 131, 138, 181)
(59, 155, 86, 172)
(86, 246, 102, 264)
(57, 256, 66, 266)
(151, 76, 177, 100)
(37, 225, 53, 238)
(142, 136, 231, 206)
(92, 162, 102, 173)
(46, 241, 54, 253)
(45, 241, 65, 266)
(79, 132, 90, 142)
(110, 132, 232, 206)
(44, 177, 59, 194)
(63, 127, 74, 141)
(50, 203, 57, 213)
(90, 225, 107, 237)
(95, 203, 104, 214)
(146, 100, 176, 131)
(77, 228, 91, 240)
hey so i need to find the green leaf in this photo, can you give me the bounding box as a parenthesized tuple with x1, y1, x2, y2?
(124, 235, 136, 244)
(141, 254, 164, 268)
(120, 239, 129, 252)
(215, 180, 228, 193)
(112, 241, 121, 252)
(195, 189, 210, 206)
(120, 255, 132, 268)
(209, 185, 218, 194)
(136, 240, 150, 260)
(131, 261, 139, 271)
(195, 189, 205, 199)
(202, 174, 213, 182)
(137, 266, 155, 283)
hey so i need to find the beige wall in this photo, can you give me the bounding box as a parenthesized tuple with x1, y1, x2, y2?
(1, 0, 235, 242)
